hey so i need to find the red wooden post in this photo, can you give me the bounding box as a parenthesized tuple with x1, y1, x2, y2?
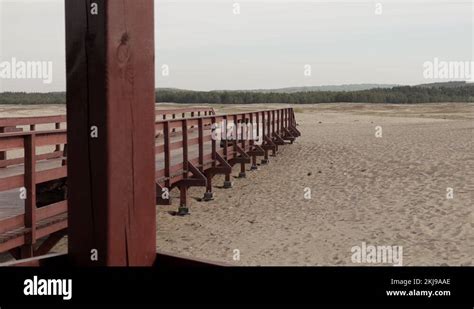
(65, 0, 156, 266)
(261, 111, 269, 164)
(198, 118, 204, 170)
(211, 116, 217, 167)
(55, 122, 61, 152)
(203, 117, 214, 201)
(164, 122, 171, 191)
(271, 110, 277, 155)
(250, 113, 258, 170)
(22, 134, 36, 258)
(281, 110, 284, 131)
(172, 114, 176, 133)
(178, 120, 189, 216)
(0, 127, 6, 166)
(223, 115, 232, 188)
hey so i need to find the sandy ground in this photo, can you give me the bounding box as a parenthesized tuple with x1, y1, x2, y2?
(1, 103, 473, 266)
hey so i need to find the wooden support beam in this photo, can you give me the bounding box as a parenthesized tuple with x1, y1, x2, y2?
(222, 116, 232, 189)
(249, 113, 258, 170)
(230, 145, 251, 165)
(66, 0, 156, 266)
(34, 230, 67, 257)
(273, 133, 286, 146)
(247, 145, 265, 157)
(8, 248, 22, 260)
(206, 153, 232, 176)
(203, 173, 214, 201)
(0, 127, 6, 166)
(283, 127, 296, 143)
(290, 125, 302, 137)
(180, 161, 207, 187)
(263, 135, 277, 156)
(22, 134, 36, 258)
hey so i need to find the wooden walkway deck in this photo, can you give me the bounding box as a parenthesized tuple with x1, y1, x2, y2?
(0, 107, 300, 260)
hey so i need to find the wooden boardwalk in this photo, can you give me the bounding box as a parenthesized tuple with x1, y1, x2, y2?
(0, 107, 300, 260)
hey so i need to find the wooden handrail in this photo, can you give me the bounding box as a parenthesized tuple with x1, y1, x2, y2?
(0, 107, 299, 257)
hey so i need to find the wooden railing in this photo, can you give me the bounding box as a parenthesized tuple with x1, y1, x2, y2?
(0, 130, 68, 258)
(0, 107, 299, 259)
(154, 108, 299, 187)
(0, 108, 216, 168)
(156, 107, 215, 120)
(0, 116, 66, 167)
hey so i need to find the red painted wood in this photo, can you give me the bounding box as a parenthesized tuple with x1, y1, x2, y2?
(66, 0, 156, 266)
(0, 107, 299, 258)
(23, 134, 36, 255)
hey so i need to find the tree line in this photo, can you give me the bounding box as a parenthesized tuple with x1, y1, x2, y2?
(0, 85, 473, 105)
(156, 85, 474, 104)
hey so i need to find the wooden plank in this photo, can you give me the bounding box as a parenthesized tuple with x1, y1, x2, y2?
(0, 116, 66, 128)
(36, 132, 67, 147)
(36, 201, 67, 222)
(164, 122, 171, 190)
(198, 119, 204, 170)
(0, 136, 24, 151)
(0, 151, 64, 169)
(182, 120, 189, 177)
(66, 0, 156, 266)
(36, 219, 67, 240)
(24, 134, 36, 250)
(0, 175, 24, 191)
(0, 215, 24, 235)
(0, 127, 6, 162)
(36, 166, 67, 184)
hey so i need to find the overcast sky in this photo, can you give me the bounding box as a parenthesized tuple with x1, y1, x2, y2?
(0, 0, 472, 92)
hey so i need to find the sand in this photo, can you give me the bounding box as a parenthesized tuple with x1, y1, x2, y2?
(1, 103, 473, 266)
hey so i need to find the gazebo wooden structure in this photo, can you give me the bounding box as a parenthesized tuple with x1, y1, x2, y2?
(0, 0, 300, 266)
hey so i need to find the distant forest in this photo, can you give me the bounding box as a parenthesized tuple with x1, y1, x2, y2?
(1, 83, 473, 105)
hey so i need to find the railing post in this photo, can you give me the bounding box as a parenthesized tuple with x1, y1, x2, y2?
(178, 120, 189, 216)
(164, 122, 171, 192)
(223, 115, 232, 189)
(272, 110, 275, 137)
(22, 133, 36, 258)
(250, 113, 258, 170)
(256, 112, 260, 140)
(277, 110, 280, 134)
(0, 127, 6, 167)
(211, 116, 216, 167)
(198, 118, 204, 172)
(272, 110, 277, 154)
(66, 0, 156, 266)
(203, 117, 214, 201)
(173, 114, 177, 132)
(55, 122, 61, 152)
